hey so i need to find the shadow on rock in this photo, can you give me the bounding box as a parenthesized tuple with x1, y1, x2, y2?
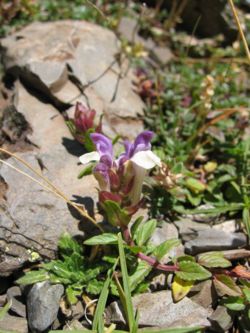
(62, 137, 86, 158)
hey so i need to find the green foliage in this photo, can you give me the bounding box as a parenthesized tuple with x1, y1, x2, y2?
(103, 200, 131, 227)
(153, 239, 181, 261)
(197, 252, 231, 268)
(176, 261, 211, 281)
(84, 233, 118, 245)
(17, 233, 112, 303)
(134, 219, 157, 247)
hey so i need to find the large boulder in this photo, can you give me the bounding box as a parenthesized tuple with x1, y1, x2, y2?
(0, 20, 144, 139)
(0, 21, 145, 276)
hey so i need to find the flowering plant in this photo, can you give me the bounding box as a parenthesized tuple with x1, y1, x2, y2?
(79, 131, 161, 227)
(67, 102, 102, 151)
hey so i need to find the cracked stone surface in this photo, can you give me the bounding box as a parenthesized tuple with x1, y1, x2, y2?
(0, 20, 144, 140)
(0, 82, 98, 275)
(0, 20, 145, 276)
(106, 290, 211, 328)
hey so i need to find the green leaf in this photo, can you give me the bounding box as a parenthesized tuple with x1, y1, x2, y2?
(172, 162, 184, 174)
(131, 216, 144, 239)
(176, 255, 195, 263)
(66, 286, 82, 305)
(185, 178, 206, 194)
(16, 270, 49, 285)
(86, 279, 104, 295)
(176, 203, 243, 215)
(197, 252, 231, 268)
(58, 233, 83, 256)
(243, 207, 250, 239)
(103, 200, 130, 227)
(129, 261, 152, 292)
(92, 261, 118, 332)
(243, 288, 250, 302)
(118, 233, 135, 332)
(176, 261, 211, 281)
(153, 239, 181, 261)
(136, 219, 157, 247)
(84, 128, 96, 152)
(84, 233, 118, 245)
(0, 300, 12, 321)
(223, 296, 245, 311)
(78, 164, 94, 179)
(213, 274, 242, 297)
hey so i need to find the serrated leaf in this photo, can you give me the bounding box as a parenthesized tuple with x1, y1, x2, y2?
(176, 261, 211, 281)
(17, 270, 49, 285)
(153, 239, 181, 261)
(223, 296, 245, 311)
(213, 274, 242, 297)
(58, 233, 83, 256)
(84, 233, 118, 245)
(136, 219, 157, 247)
(172, 276, 194, 302)
(197, 252, 231, 268)
(78, 164, 94, 179)
(86, 279, 104, 295)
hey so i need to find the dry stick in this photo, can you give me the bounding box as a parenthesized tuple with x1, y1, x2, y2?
(0, 149, 103, 231)
(228, 0, 250, 64)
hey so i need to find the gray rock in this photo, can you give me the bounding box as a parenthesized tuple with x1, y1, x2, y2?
(150, 222, 184, 261)
(0, 313, 28, 333)
(185, 229, 247, 255)
(118, 16, 173, 65)
(174, 218, 210, 242)
(209, 305, 233, 332)
(7, 286, 26, 317)
(27, 281, 64, 332)
(190, 280, 216, 309)
(0, 82, 99, 275)
(0, 20, 144, 140)
(106, 290, 211, 328)
(213, 219, 238, 233)
(63, 319, 86, 330)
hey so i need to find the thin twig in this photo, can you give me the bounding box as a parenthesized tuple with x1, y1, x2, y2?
(228, 0, 250, 63)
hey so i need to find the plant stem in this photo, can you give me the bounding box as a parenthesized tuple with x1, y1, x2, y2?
(137, 252, 178, 272)
(121, 226, 178, 273)
(228, 0, 250, 64)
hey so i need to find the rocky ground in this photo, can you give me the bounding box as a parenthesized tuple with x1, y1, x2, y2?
(0, 1, 250, 332)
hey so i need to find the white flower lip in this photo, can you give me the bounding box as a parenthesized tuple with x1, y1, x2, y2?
(79, 151, 100, 165)
(130, 150, 161, 170)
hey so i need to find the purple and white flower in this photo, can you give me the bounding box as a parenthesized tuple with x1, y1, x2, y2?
(79, 131, 161, 205)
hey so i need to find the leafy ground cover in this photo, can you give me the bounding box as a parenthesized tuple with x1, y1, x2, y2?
(0, 1, 250, 332)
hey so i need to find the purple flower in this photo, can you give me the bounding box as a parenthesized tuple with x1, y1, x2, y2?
(79, 131, 161, 203)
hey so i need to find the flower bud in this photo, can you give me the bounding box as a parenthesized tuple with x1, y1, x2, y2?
(74, 102, 96, 132)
